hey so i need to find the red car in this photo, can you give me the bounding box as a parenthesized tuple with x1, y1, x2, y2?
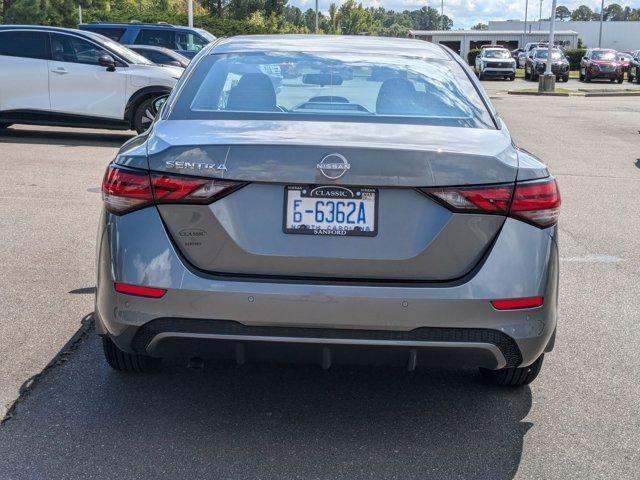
(580, 49, 624, 83)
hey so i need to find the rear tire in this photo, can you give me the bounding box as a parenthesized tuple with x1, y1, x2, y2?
(132, 96, 159, 134)
(102, 336, 161, 372)
(480, 354, 544, 387)
(616, 76, 624, 84)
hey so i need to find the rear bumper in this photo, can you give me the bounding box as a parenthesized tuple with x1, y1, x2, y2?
(95, 208, 559, 369)
(131, 319, 523, 369)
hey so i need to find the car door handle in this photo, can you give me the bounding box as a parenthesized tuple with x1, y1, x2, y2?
(51, 68, 68, 75)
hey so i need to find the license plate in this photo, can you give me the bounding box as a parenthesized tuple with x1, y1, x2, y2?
(283, 185, 377, 237)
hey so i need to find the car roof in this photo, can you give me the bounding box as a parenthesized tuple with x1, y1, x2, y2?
(0, 25, 110, 43)
(80, 22, 178, 28)
(208, 35, 451, 60)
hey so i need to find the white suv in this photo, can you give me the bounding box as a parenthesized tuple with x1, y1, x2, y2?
(475, 47, 516, 81)
(0, 26, 183, 133)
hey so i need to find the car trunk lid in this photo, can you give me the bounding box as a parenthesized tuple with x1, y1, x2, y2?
(145, 120, 517, 281)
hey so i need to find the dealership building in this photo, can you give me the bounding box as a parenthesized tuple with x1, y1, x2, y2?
(407, 29, 578, 60)
(488, 20, 640, 51)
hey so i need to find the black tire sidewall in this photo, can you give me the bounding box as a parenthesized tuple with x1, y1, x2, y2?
(133, 97, 158, 134)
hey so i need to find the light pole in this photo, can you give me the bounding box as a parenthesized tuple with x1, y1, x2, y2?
(188, 0, 193, 28)
(78, 3, 82, 24)
(524, 0, 529, 47)
(539, 0, 557, 92)
(538, 0, 543, 30)
(315, 0, 319, 33)
(598, 0, 605, 47)
(441, 1, 445, 30)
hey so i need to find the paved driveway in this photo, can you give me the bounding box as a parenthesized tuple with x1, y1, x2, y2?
(0, 92, 639, 479)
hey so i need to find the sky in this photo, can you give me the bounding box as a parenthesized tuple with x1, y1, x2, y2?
(289, 0, 640, 29)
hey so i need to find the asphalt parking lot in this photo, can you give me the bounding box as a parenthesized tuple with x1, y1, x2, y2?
(0, 89, 639, 479)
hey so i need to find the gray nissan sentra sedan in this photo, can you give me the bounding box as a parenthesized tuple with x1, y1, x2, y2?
(97, 35, 560, 386)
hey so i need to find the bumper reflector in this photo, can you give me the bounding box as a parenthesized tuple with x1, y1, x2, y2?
(491, 296, 543, 310)
(114, 282, 166, 298)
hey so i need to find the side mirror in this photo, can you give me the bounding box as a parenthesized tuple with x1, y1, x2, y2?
(98, 55, 116, 72)
(153, 95, 169, 115)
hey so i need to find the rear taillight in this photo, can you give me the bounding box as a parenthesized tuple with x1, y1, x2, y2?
(151, 173, 245, 204)
(510, 178, 561, 228)
(102, 165, 152, 214)
(420, 177, 560, 228)
(422, 184, 513, 214)
(102, 164, 246, 214)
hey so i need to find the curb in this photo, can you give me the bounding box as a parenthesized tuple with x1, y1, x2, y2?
(507, 90, 640, 97)
(507, 91, 570, 96)
(583, 91, 640, 97)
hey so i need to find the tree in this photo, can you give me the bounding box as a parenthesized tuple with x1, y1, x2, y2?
(332, 0, 373, 35)
(471, 22, 487, 30)
(377, 22, 408, 37)
(302, 8, 319, 31)
(628, 8, 640, 21)
(327, 2, 338, 32)
(555, 5, 571, 20)
(226, 0, 265, 20)
(5, 0, 49, 24)
(282, 5, 302, 25)
(199, 0, 230, 16)
(264, 0, 286, 17)
(570, 4, 594, 21)
(603, 3, 626, 21)
(406, 6, 451, 30)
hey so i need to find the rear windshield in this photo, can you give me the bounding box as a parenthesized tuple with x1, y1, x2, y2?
(169, 52, 494, 128)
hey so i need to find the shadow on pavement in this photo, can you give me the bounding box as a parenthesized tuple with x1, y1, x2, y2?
(0, 317, 532, 480)
(0, 127, 133, 147)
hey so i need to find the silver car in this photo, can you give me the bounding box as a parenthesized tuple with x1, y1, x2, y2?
(97, 35, 560, 387)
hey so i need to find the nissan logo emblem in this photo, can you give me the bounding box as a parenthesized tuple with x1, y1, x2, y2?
(317, 153, 351, 180)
